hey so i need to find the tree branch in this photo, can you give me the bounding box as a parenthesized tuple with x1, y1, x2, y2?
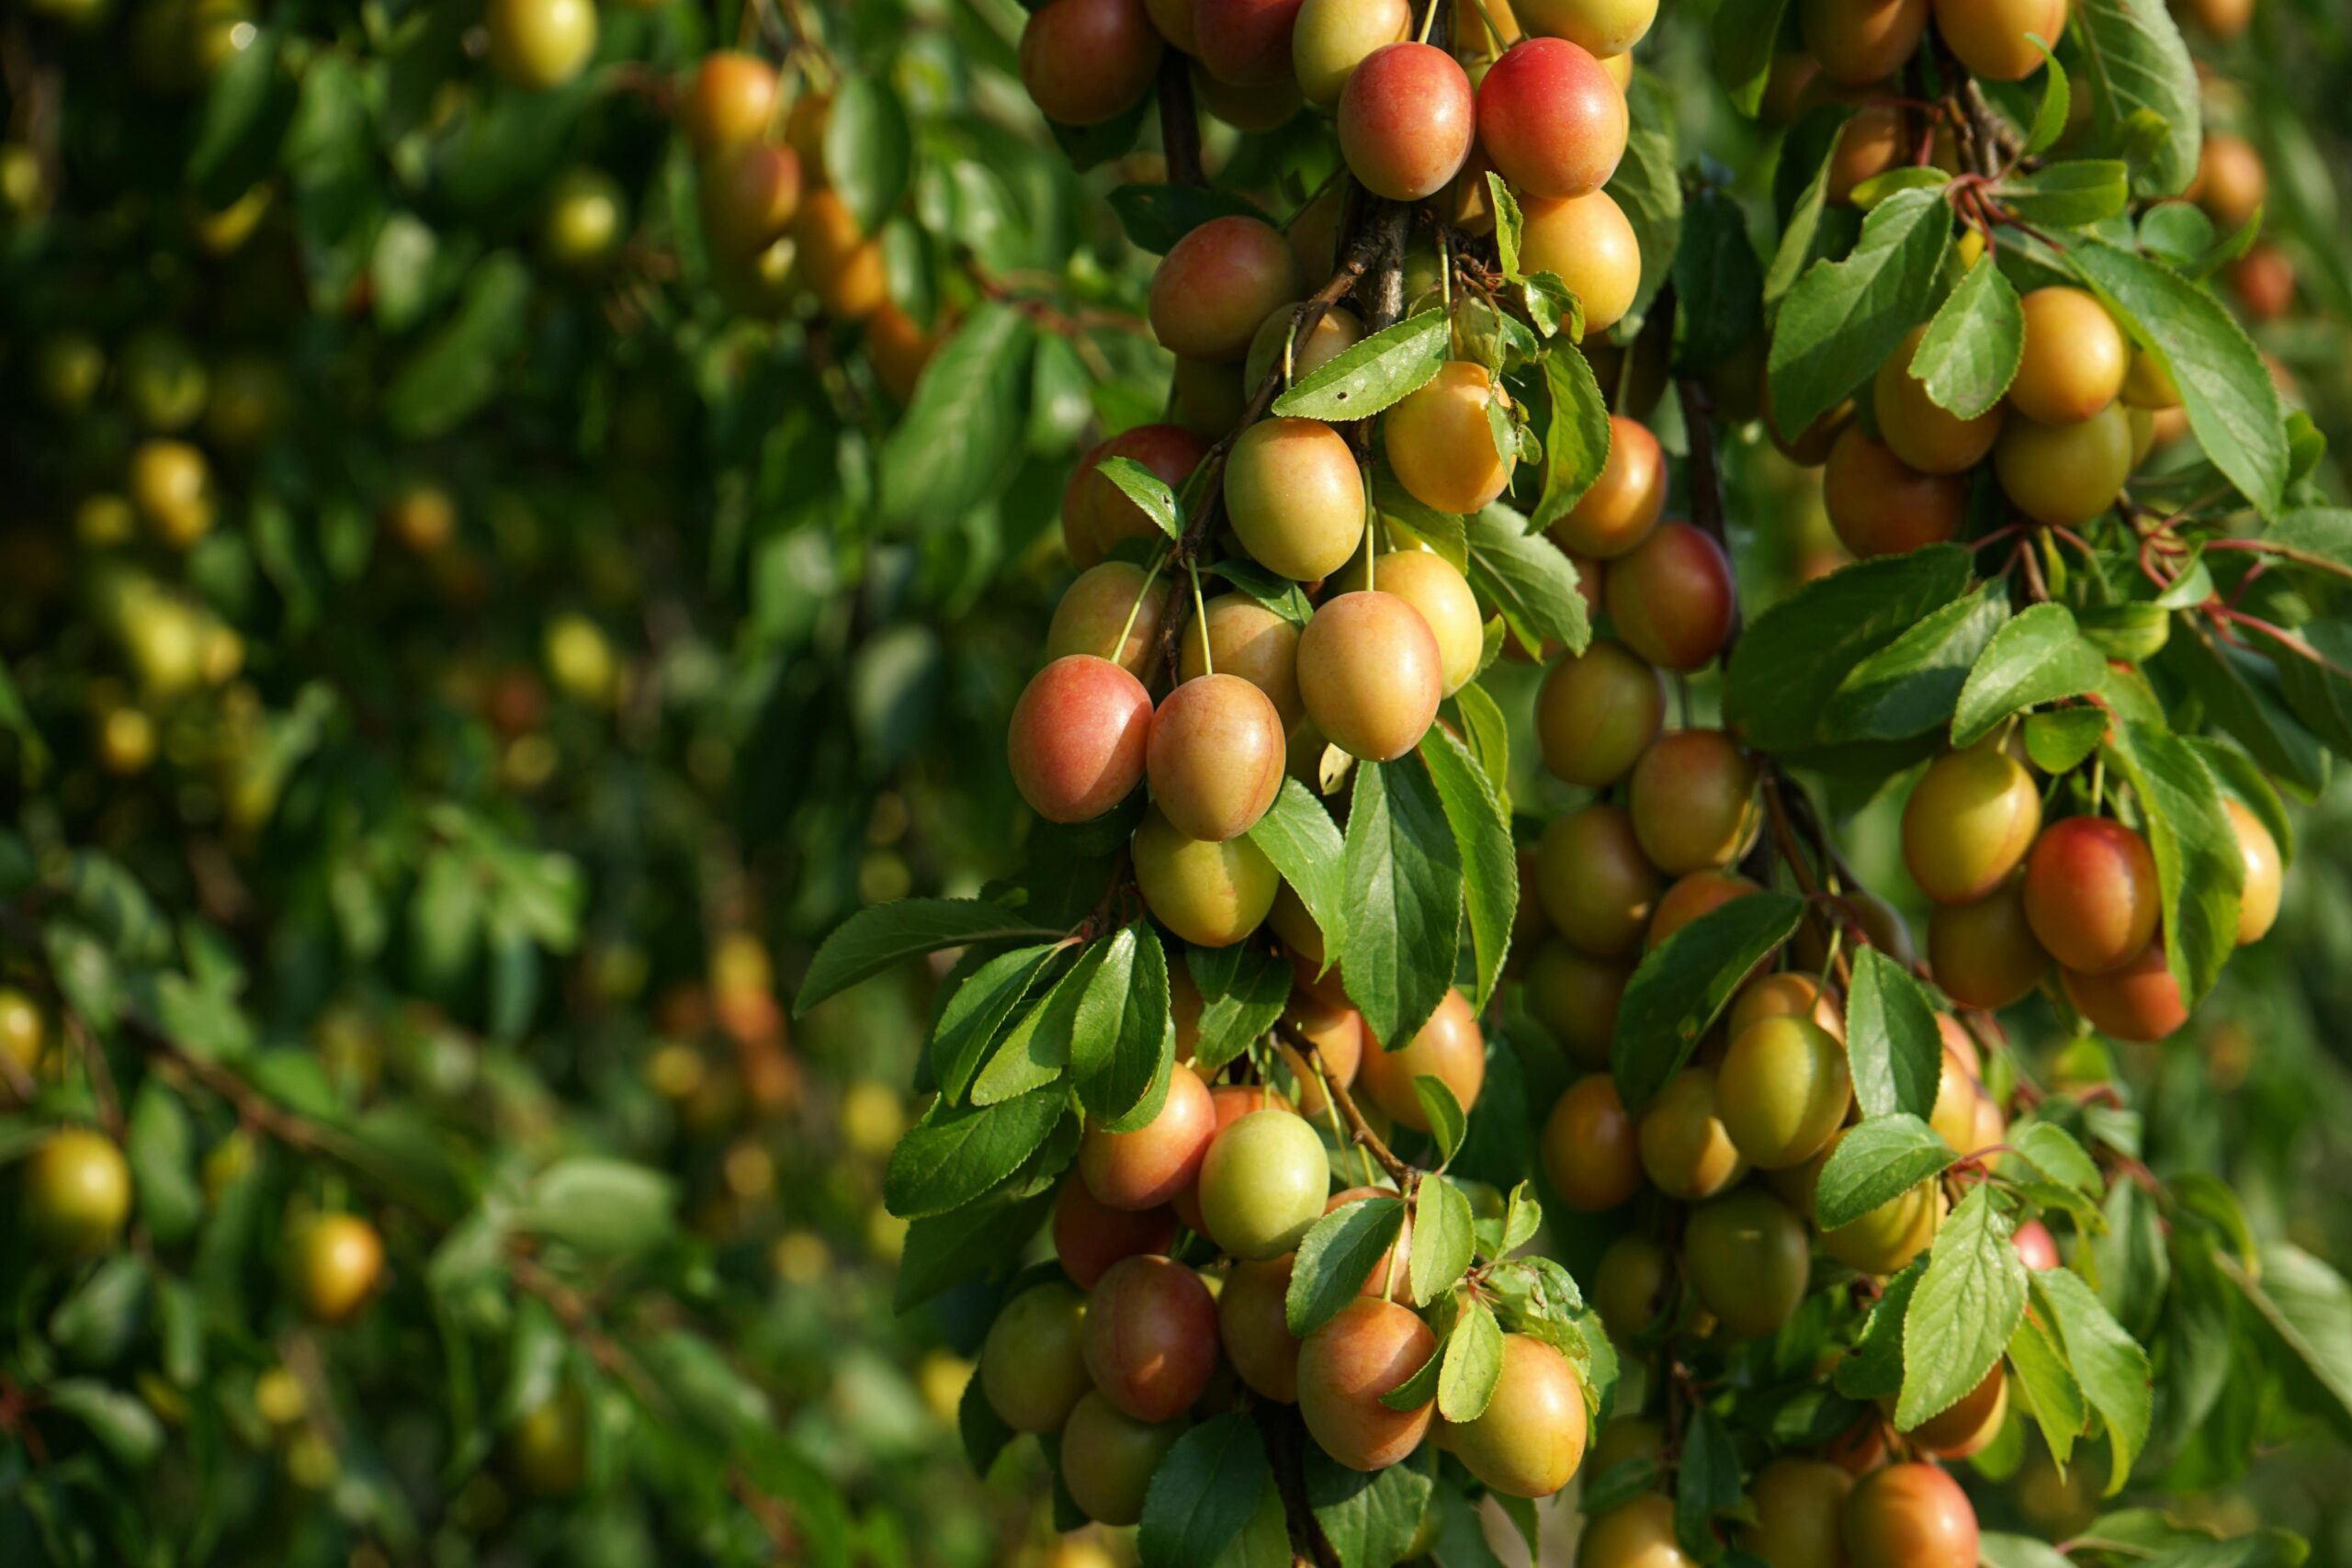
(1276, 1019, 1416, 1187)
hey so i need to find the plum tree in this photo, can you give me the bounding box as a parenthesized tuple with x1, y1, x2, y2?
(1386, 361, 1517, 514)
(1719, 1015, 1851, 1168)
(2022, 817, 2160, 974)
(1604, 523, 1736, 672)
(1542, 1075, 1644, 1211)
(1442, 1334, 1589, 1496)
(1080, 1064, 1217, 1210)
(1636, 1066, 1747, 1201)
(1133, 807, 1281, 946)
(1824, 426, 1966, 558)
(1296, 1298, 1436, 1472)
(1148, 673, 1287, 842)
(1217, 1256, 1302, 1402)
(1683, 1186, 1812, 1338)
(1193, 0, 1307, 85)
(1475, 38, 1628, 199)
(291, 1213, 385, 1325)
(1061, 1391, 1185, 1525)
(1519, 189, 1641, 333)
(2010, 287, 2129, 423)
(680, 51, 780, 152)
(1548, 414, 1665, 558)
(1226, 416, 1367, 581)
(2060, 938, 2188, 1042)
(1647, 870, 1761, 950)
(1295, 592, 1444, 761)
(1054, 1179, 1179, 1288)
(1149, 216, 1306, 362)
(1591, 1234, 1670, 1342)
(1928, 876, 2051, 1010)
(1196, 1109, 1330, 1258)
(2225, 798, 2282, 944)
(1007, 655, 1153, 824)
(1525, 941, 1632, 1069)
(1994, 401, 2136, 527)
(485, 0, 597, 90)
(1066, 423, 1212, 566)
(1627, 729, 1759, 874)
(1873, 327, 2004, 474)
(1534, 640, 1668, 788)
(1535, 803, 1662, 958)
(1292, 0, 1412, 104)
(24, 1128, 131, 1255)
(1325, 1186, 1412, 1298)
(1338, 43, 1476, 202)
(1372, 551, 1484, 694)
(1744, 1458, 1854, 1568)
(1817, 1152, 1945, 1274)
(1512, 0, 1657, 56)
(1842, 1462, 1980, 1568)
(1801, 0, 1928, 84)
(1578, 1494, 1698, 1568)
(1900, 743, 2042, 905)
(979, 1280, 1092, 1432)
(1932, 0, 2064, 79)
(1049, 561, 1172, 674)
(1359, 988, 1486, 1128)
(1020, 0, 1164, 127)
(1083, 1255, 1221, 1421)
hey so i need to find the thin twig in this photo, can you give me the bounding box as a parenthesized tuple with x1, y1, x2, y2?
(1276, 1019, 1415, 1186)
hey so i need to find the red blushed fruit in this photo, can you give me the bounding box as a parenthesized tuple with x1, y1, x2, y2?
(1066, 423, 1213, 566)
(1149, 217, 1306, 364)
(1053, 1179, 1180, 1289)
(1083, 1255, 1222, 1422)
(2061, 939, 2188, 1043)
(1195, 0, 1308, 84)
(1475, 38, 1628, 200)
(1297, 1297, 1437, 1471)
(1604, 522, 1736, 672)
(1338, 43, 1476, 202)
(1825, 426, 1966, 559)
(2022, 818, 2160, 976)
(1080, 1065, 1217, 1209)
(1841, 1461, 1979, 1568)
(1020, 0, 1165, 127)
(1147, 673, 1287, 843)
(1008, 655, 1153, 823)
(2013, 1219, 2060, 1271)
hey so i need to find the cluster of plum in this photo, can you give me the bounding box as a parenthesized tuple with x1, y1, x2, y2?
(1905, 737, 2282, 1043)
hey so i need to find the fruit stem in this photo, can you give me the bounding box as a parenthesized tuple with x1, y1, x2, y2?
(1110, 547, 1170, 664)
(1187, 559, 1215, 675)
(1155, 50, 1206, 188)
(1276, 1017, 1416, 1185)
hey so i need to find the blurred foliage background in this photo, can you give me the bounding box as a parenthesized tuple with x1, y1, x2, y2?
(1, 0, 2349, 1562)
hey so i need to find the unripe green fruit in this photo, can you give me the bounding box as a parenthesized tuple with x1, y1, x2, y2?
(544, 164, 627, 267)
(1683, 1186, 1811, 1338)
(1080, 1064, 1216, 1209)
(1591, 1234, 1669, 1342)
(1719, 1016, 1851, 1168)
(1385, 361, 1515, 515)
(1061, 1391, 1184, 1525)
(1542, 1075, 1642, 1211)
(1444, 1334, 1589, 1496)
(1728, 972, 1843, 1041)
(1513, 0, 1657, 57)
(1606, 523, 1736, 672)
(1524, 939, 1630, 1069)
(2059, 937, 2187, 1042)
(23, 1128, 132, 1255)
(1338, 43, 1476, 202)
(291, 1213, 385, 1325)
(1226, 416, 1366, 581)
(1841, 1461, 1979, 1568)
(0, 987, 44, 1077)
(1358, 988, 1484, 1129)
(1197, 1109, 1330, 1259)
(1049, 561, 1173, 676)
(1292, 0, 1412, 105)
(545, 613, 618, 705)
(1577, 1494, 1697, 1568)
(509, 1384, 590, 1496)
(1824, 426, 1966, 559)
(1245, 305, 1363, 393)
(1927, 876, 2051, 1010)
(1873, 326, 2003, 474)
(1008, 655, 1153, 824)
(1020, 0, 1165, 127)
(1637, 1066, 1747, 1201)
(1628, 729, 1759, 874)
(1296, 1297, 1436, 1471)
(2022, 817, 2159, 975)
(980, 1281, 1091, 1432)
(1054, 1177, 1179, 1288)
(1993, 401, 2134, 527)
(1219, 1255, 1302, 1401)
(1084, 1254, 1220, 1421)
(2225, 797, 2281, 945)
(2010, 287, 2128, 424)
(1372, 551, 1482, 694)
(486, 0, 598, 89)
(1900, 744, 2042, 905)
(1147, 673, 1286, 842)
(1801, 0, 1928, 85)
(1295, 591, 1443, 761)
(1744, 1458, 1854, 1568)
(1549, 415, 1664, 558)
(1150, 216, 1305, 363)
(36, 333, 107, 413)
(129, 439, 215, 548)
(680, 51, 780, 152)
(1534, 640, 1666, 789)
(1134, 806, 1280, 946)
(1519, 189, 1640, 333)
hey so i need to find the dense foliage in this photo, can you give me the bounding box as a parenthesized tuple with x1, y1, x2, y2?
(2, 0, 2351, 1565)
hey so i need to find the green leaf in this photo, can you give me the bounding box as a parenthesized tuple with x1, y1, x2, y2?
(2221, 1244, 2352, 1433)
(1414, 1076, 1469, 1167)
(188, 27, 298, 209)
(1826, 583, 2010, 740)
(2073, 0, 2201, 197)
(1982, 1535, 2079, 1568)
(383, 253, 534, 439)
(1070, 919, 1172, 1123)
(1994, 161, 2132, 228)
(2104, 721, 2242, 1006)
(2024, 37, 2072, 156)
(798, 897, 1057, 1014)
(1108, 184, 1265, 254)
(1374, 477, 1471, 572)
(47, 1379, 164, 1467)
(1815, 1115, 1957, 1231)
(1897, 1185, 2029, 1431)
(126, 1078, 202, 1247)
(1837, 1259, 1924, 1399)
(1464, 504, 1592, 659)
(1340, 758, 1464, 1051)
(1500, 1181, 1543, 1257)
(933, 943, 1063, 1104)
(881, 304, 1037, 525)
(1530, 344, 1612, 533)
(1306, 1446, 1436, 1568)
(895, 1181, 1056, 1314)
(972, 948, 1098, 1105)
(1272, 309, 1449, 422)
(1439, 1298, 1505, 1422)
(884, 1087, 1067, 1220)
(2005, 1122, 2102, 1194)
(1612, 890, 1804, 1112)
(2035, 1266, 2154, 1493)
(1727, 547, 1974, 751)
(1713, 0, 1795, 115)
(1409, 1176, 1477, 1307)
(1451, 680, 1511, 802)
(1844, 946, 1945, 1121)
(1138, 1413, 1283, 1568)
(823, 75, 913, 234)
(51, 1255, 151, 1368)
(1672, 186, 1764, 374)
(1909, 259, 2024, 420)
(1288, 1198, 1409, 1336)
(1418, 727, 1516, 1011)
(1766, 125, 1840, 305)
(1766, 186, 1954, 437)
(513, 1158, 678, 1256)
(1607, 77, 1682, 325)
(1488, 172, 1523, 276)
(2064, 239, 2288, 518)
(1096, 456, 1184, 541)
(2025, 707, 2110, 773)
(1208, 558, 1315, 626)
(1247, 779, 1351, 968)
(1674, 1407, 1744, 1555)
(2188, 736, 2293, 864)
(1187, 943, 1295, 1075)
(2008, 1310, 2087, 1472)
(1849, 166, 1951, 208)
(1952, 603, 2109, 746)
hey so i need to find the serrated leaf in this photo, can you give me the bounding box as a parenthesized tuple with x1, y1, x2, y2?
(1439, 1298, 1505, 1422)
(2024, 707, 2109, 773)
(2036, 1266, 2154, 1493)
(2025, 37, 2072, 156)
(1306, 1446, 1435, 1568)
(1187, 942, 1294, 1075)
(1531, 346, 1612, 532)
(1414, 1075, 1469, 1167)
(1952, 604, 2109, 746)
(2005, 1122, 2102, 1194)
(1340, 758, 1463, 1050)
(800, 897, 1057, 1014)
(1845, 946, 1946, 1121)
(1071, 919, 1173, 1122)
(1138, 1413, 1282, 1567)
(2104, 720, 2242, 1006)
(1288, 1198, 1408, 1337)
(1247, 778, 1351, 967)
(1815, 1115, 1958, 1231)
(884, 1087, 1066, 1220)
(2008, 1308, 2087, 1472)
(1096, 456, 1184, 541)
(1409, 1177, 1476, 1307)
(1727, 547, 1974, 751)
(1464, 504, 1592, 658)
(1418, 727, 1515, 1010)
(1273, 310, 1449, 422)
(1837, 1259, 1925, 1400)
(1909, 259, 2024, 420)
(1767, 186, 1954, 437)
(1827, 583, 2010, 740)
(1994, 160, 2132, 228)
(2073, 0, 2201, 197)
(1612, 891, 1804, 1112)
(1898, 1185, 2029, 1431)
